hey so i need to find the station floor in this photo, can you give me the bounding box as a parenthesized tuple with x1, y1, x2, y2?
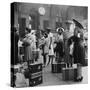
(36, 51, 88, 87)
(37, 64, 88, 87)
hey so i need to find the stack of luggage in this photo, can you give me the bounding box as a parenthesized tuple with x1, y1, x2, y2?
(28, 62, 43, 86)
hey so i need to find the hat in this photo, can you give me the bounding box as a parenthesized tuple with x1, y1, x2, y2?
(31, 30, 36, 35)
(56, 27, 64, 32)
(73, 19, 84, 29)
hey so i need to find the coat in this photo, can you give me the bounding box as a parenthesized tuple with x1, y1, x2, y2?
(68, 35, 85, 64)
(63, 30, 74, 63)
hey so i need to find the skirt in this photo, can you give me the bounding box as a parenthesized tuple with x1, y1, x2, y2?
(48, 44, 54, 56)
(24, 45, 33, 61)
(73, 44, 85, 64)
(64, 40, 71, 63)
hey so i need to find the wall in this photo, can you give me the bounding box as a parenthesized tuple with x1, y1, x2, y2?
(13, 2, 88, 31)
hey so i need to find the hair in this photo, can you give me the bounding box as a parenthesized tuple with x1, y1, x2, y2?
(26, 27, 31, 33)
(44, 33, 48, 38)
(46, 29, 51, 34)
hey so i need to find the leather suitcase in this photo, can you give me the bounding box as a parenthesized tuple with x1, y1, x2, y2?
(62, 64, 82, 81)
(52, 62, 66, 73)
(28, 63, 43, 86)
(29, 75, 42, 86)
(29, 71, 43, 86)
(62, 67, 74, 81)
(28, 63, 42, 73)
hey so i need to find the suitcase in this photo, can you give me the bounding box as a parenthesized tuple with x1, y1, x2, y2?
(28, 63, 43, 86)
(62, 67, 74, 81)
(29, 76, 42, 86)
(52, 62, 66, 73)
(28, 63, 42, 73)
(62, 64, 82, 81)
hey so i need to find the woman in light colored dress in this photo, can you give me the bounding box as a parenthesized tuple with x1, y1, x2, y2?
(46, 28, 54, 65)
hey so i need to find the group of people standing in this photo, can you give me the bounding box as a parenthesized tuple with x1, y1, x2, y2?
(11, 19, 86, 70)
(39, 27, 65, 67)
(39, 19, 86, 68)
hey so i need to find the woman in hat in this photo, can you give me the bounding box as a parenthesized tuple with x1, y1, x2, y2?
(54, 27, 64, 63)
(68, 22, 84, 81)
(72, 19, 85, 65)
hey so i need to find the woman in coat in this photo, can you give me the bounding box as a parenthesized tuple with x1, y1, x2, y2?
(68, 27, 85, 65)
(23, 28, 33, 64)
(54, 27, 64, 63)
(68, 27, 84, 81)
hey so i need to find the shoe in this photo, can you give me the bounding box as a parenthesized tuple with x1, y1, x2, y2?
(79, 76, 83, 81)
(74, 76, 83, 82)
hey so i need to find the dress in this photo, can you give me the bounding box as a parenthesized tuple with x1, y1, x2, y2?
(43, 37, 49, 55)
(68, 35, 85, 64)
(23, 33, 33, 62)
(48, 32, 54, 56)
(54, 34, 64, 56)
